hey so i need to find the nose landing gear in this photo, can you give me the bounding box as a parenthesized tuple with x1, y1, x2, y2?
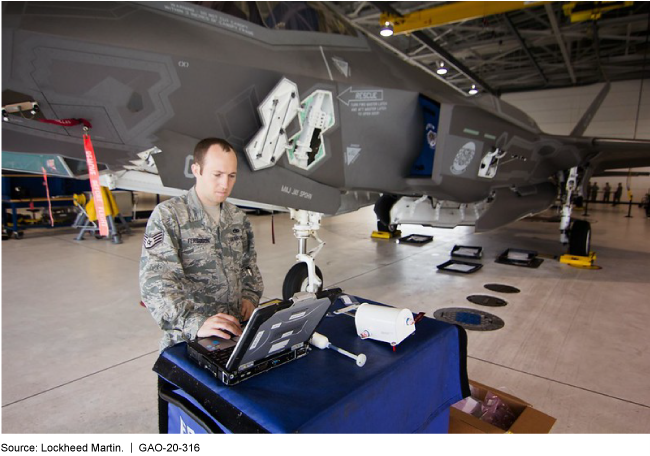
(282, 209, 325, 300)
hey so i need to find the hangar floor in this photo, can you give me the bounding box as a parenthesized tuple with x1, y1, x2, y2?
(2, 202, 649, 433)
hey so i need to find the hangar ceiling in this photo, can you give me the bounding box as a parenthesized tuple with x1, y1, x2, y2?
(329, 1, 650, 95)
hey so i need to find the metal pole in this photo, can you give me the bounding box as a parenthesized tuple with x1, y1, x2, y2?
(625, 198, 633, 218)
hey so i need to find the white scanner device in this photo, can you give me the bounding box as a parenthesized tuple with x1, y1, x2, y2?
(354, 303, 415, 346)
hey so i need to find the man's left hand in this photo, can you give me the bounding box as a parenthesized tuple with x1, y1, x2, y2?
(241, 298, 256, 321)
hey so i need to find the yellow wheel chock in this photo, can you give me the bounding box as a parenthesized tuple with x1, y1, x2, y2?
(559, 252, 601, 269)
(371, 230, 402, 239)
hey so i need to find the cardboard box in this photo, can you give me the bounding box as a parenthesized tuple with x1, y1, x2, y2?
(449, 380, 556, 434)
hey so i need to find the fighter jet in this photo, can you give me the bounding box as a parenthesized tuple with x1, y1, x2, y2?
(3, 2, 650, 298)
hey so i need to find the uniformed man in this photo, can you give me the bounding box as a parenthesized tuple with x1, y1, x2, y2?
(140, 138, 264, 351)
(613, 182, 623, 205)
(603, 182, 611, 202)
(590, 182, 599, 201)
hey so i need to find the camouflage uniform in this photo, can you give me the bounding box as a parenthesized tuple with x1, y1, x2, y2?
(140, 187, 264, 351)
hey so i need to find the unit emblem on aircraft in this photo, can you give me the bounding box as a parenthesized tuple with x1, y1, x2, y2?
(450, 142, 476, 175)
(426, 123, 437, 148)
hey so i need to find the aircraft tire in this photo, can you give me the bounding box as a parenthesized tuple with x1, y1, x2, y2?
(377, 221, 398, 234)
(282, 263, 323, 301)
(568, 220, 591, 256)
(374, 194, 400, 232)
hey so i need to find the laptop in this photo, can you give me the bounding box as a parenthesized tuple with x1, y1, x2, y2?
(187, 292, 335, 386)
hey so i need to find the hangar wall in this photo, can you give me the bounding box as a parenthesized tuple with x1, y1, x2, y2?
(503, 79, 650, 200)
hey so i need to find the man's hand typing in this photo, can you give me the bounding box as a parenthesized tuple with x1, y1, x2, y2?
(197, 313, 242, 339)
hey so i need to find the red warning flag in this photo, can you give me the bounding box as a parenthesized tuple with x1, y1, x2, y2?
(41, 167, 54, 227)
(83, 134, 109, 237)
(37, 118, 92, 129)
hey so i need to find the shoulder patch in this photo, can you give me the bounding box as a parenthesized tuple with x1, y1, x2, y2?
(143, 231, 164, 249)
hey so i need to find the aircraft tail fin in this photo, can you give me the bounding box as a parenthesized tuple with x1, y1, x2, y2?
(570, 82, 610, 137)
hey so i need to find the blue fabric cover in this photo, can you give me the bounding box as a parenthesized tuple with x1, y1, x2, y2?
(168, 398, 212, 434)
(158, 299, 465, 433)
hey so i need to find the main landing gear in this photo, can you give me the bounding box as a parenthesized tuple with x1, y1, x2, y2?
(560, 167, 592, 257)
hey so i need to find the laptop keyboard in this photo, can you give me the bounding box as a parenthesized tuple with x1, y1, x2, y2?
(208, 345, 235, 366)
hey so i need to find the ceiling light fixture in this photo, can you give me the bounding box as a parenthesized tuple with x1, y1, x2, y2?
(468, 84, 479, 95)
(436, 62, 448, 75)
(380, 21, 394, 37)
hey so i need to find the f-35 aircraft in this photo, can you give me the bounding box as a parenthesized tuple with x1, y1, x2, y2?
(3, 2, 650, 298)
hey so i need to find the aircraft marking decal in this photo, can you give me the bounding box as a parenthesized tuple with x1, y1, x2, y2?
(337, 87, 384, 106)
(281, 185, 313, 200)
(163, 3, 254, 37)
(450, 142, 477, 175)
(346, 145, 362, 166)
(332, 57, 351, 78)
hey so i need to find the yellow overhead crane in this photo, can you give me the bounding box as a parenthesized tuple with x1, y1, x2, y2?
(562, 2, 633, 23)
(380, 1, 547, 36)
(380, 1, 634, 35)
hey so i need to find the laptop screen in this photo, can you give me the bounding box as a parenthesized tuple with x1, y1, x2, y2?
(227, 296, 331, 371)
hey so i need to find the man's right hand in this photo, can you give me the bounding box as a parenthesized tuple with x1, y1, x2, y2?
(197, 313, 242, 339)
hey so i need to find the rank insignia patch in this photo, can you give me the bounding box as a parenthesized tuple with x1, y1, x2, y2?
(144, 231, 164, 249)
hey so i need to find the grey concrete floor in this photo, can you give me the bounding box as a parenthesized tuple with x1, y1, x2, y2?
(2, 202, 649, 433)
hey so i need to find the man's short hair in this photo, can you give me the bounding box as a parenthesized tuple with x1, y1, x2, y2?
(193, 138, 235, 172)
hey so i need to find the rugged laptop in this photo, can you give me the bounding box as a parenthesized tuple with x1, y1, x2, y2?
(187, 293, 333, 386)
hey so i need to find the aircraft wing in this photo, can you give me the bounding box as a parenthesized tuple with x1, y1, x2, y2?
(541, 81, 650, 174)
(588, 137, 650, 172)
(548, 135, 650, 172)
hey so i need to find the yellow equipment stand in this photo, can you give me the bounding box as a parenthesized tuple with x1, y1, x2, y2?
(559, 252, 601, 269)
(72, 187, 131, 244)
